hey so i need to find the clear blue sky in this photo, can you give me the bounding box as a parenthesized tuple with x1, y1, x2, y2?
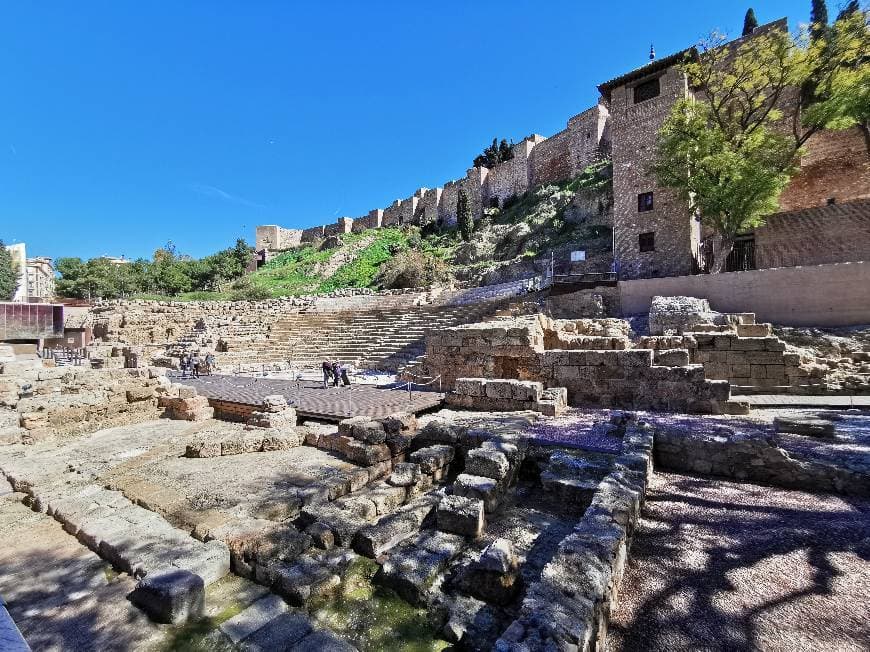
(1, 1, 809, 261)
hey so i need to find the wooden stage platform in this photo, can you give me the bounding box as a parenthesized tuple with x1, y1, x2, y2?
(174, 374, 444, 422)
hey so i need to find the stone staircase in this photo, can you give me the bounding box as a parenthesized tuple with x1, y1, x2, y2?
(219, 300, 510, 372)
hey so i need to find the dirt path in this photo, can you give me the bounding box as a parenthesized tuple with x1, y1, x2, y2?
(314, 234, 376, 278)
(607, 472, 870, 652)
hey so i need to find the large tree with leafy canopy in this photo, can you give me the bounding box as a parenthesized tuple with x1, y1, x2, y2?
(654, 12, 869, 271)
(0, 241, 18, 301)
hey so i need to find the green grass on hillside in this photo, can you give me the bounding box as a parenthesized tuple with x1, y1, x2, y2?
(131, 165, 613, 301)
(251, 227, 412, 296)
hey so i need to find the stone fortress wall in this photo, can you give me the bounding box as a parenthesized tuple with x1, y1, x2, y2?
(255, 104, 610, 253)
(256, 18, 869, 282)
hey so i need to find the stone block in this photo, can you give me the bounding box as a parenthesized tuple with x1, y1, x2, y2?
(484, 380, 515, 400)
(290, 630, 356, 651)
(240, 612, 312, 651)
(454, 474, 500, 512)
(129, 569, 204, 625)
(353, 496, 438, 557)
(262, 394, 288, 412)
(455, 378, 486, 397)
(416, 419, 466, 446)
(409, 445, 454, 473)
(343, 440, 391, 466)
(177, 385, 198, 399)
(219, 594, 287, 644)
(388, 462, 420, 487)
(465, 448, 510, 481)
(126, 386, 156, 402)
(436, 494, 484, 538)
(653, 349, 690, 367)
(305, 522, 335, 550)
(221, 433, 265, 456)
(261, 430, 304, 451)
(774, 417, 835, 438)
(381, 412, 417, 435)
(185, 439, 221, 458)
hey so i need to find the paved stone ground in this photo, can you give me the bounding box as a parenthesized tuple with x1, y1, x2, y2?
(607, 472, 870, 652)
(175, 374, 444, 421)
(0, 417, 362, 532)
(0, 494, 164, 651)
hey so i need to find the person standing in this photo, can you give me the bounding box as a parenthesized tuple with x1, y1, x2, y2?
(191, 353, 202, 378)
(180, 353, 190, 379)
(321, 360, 332, 389)
(332, 361, 341, 387)
(205, 352, 216, 375)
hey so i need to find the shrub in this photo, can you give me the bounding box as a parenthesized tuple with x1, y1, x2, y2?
(375, 250, 450, 289)
(228, 277, 271, 301)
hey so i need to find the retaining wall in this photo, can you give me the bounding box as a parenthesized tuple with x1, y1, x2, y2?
(618, 261, 870, 326)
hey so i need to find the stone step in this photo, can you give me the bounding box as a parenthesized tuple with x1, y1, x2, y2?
(353, 494, 440, 558)
(374, 529, 465, 606)
(9, 478, 230, 588)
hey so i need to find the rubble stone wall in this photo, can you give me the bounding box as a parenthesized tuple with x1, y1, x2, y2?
(425, 316, 733, 413)
(496, 422, 654, 650)
(655, 427, 870, 497)
(0, 364, 170, 444)
(257, 106, 609, 249)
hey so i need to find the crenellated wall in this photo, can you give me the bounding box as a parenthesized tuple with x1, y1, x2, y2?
(256, 105, 611, 251)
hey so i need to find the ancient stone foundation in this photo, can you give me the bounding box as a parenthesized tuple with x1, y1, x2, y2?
(425, 315, 738, 413)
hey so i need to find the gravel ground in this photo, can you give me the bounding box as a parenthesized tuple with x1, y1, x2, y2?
(640, 408, 870, 469)
(526, 409, 624, 453)
(607, 472, 870, 652)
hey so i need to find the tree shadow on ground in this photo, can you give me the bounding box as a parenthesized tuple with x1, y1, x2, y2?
(606, 472, 870, 652)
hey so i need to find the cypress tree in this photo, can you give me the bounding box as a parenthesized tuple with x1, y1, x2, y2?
(742, 8, 759, 35)
(810, 0, 829, 41)
(835, 0, 859, 22)
(0, 241, 18, 301)
(457, 189, 474, 241)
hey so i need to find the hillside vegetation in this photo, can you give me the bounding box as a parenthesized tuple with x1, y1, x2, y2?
(241, 161, 613, 297)
(55, 163, 612, 302)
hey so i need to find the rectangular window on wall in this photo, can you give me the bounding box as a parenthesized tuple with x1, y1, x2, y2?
(637, 192, 654, 212)
(633, 77, 661, 103)
(639, 232, 655, 252)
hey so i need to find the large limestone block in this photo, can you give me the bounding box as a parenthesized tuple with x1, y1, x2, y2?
(436, 494, 484, 538)
(409, 445, 455, 474)
(454, 474, 500, 512)
(129, 569, 205, 625)
(465, 448, 510, 481)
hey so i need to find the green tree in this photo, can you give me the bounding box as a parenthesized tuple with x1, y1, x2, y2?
(456, 189, 474, 241)
(837, 1, 860, 22)
(473, 138, 514, 168)
(0, 241, 18, 301)
(810, 0, 829, 41)
(742, 8, 759, 36)
(653, 21, 868, 271)
(800, 8, 870, 151)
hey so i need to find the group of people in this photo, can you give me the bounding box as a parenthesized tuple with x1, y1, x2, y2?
(322, 360, 351, 388)
(180, 352, 215, 378)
